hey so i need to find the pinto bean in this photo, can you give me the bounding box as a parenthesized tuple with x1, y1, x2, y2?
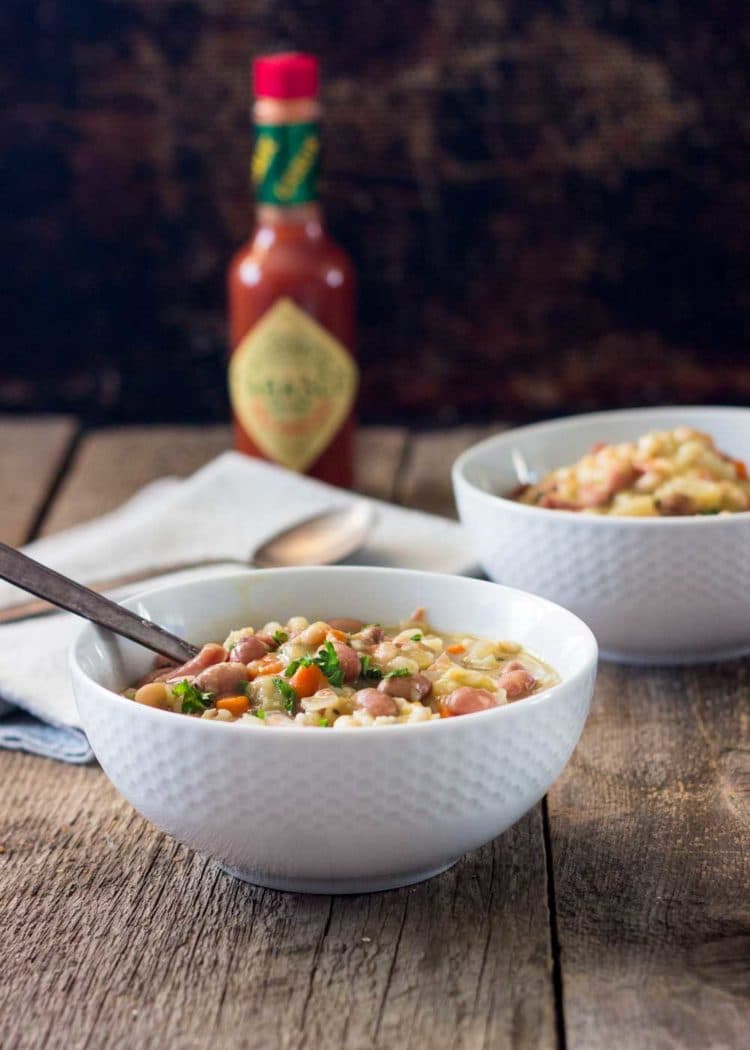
(135, 663, 178, 687)
(656, 492, 696, 516)
(331, 641, 361, 682)
(354, 688, 398, 718)
(355, 625, 385, 646)
(193, 662, 249, 698)
(539, 494, 579, 510)
(378, 672, 432, 702)
(611, 464, 638, 492)
(579, 465, 638, 508)
(577, 485, 610, 508)
(294, 621, 329, 648)
(229, 635, 269, 664)
(328, 618, 364, 634)
(372, 640, 398, 664)
(163, 643, 227, 682)
(498, 668, 536, 700)
(443, 686, 499, 716)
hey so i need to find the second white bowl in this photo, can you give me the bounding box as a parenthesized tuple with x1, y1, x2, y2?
(453, 406, 750, 664)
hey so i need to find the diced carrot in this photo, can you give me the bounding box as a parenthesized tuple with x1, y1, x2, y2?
(446, 644, 465, 654)
(327, 627, 348, 641)
(438, 704, 454, 718)
(734, 458, 748, 480)
(290, 663, 328, 698)
(247, 656, 284, 679)
(215, 695, 250, 716)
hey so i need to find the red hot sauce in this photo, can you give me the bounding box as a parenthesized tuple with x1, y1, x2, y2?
(227, 53, 357, 487)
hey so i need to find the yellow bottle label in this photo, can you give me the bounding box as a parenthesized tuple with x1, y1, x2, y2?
(229, 298, 358, 472)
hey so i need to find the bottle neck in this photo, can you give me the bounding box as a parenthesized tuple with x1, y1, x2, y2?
(252, 97, 322, 217)
(256, 202, 322, 229)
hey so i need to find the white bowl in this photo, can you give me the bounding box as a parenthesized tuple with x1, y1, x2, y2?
(70, 567, 597, 894)
(453, 406, 750, 665)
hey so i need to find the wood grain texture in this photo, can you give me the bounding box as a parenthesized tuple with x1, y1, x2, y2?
(0, 416, 77, 544)
(355, 426, 408, 501)
(40, 425, 233, 535)
(396, 426, 501, 517)
(0, 422, 556, 1050)
(41, 424, 407, 536)
(0, 752, 554, 1050)
(6, 421, 748, 1048)
(548, 662, 750, 1048)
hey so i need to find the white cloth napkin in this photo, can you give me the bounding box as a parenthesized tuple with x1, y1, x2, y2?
(0, 452, 476, 763)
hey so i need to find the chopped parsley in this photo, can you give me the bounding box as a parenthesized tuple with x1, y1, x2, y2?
(284, 654, 314, 677)
(172, 679, 212, 714)
(411, 633, 422, 641)
(315, 641, 345, 687)
(359, 654, 382, 680)
(251, 708, 266, 720)
(318, 717, 329, 728)
(359, 657, 411, 681)
(273, 629, 289, 644)
(285, 641, 345, 688)
(273, 676, 297, 713)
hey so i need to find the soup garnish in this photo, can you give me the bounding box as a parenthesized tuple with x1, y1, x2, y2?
(123, 610, 558, 727)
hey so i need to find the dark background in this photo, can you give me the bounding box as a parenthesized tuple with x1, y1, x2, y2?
(3, 1, 750, 426)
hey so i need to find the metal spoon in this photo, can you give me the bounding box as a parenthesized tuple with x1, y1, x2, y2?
(253, 501, 373, 569)
(511, 448, 539, 487)
(0, 541, 198, 662)
(0, 501, 375, 627)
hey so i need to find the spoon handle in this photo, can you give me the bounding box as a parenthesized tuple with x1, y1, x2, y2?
(0, 542, 199, 664)
(0, 557, 248, 626)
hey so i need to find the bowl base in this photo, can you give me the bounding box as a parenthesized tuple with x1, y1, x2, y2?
(219, 859, 458, 895)
(600, 640, 750, 666)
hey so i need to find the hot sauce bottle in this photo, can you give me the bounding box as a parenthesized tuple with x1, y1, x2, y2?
(228, 53, 357, 487)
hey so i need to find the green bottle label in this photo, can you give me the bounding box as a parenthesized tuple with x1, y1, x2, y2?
(252, 122, 320, 206)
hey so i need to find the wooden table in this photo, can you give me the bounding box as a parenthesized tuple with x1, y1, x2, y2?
(1, 418, 748, 1050)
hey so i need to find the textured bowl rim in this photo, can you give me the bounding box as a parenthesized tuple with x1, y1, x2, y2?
(70, 566, 598, 740)
(453, 404, 750, 527)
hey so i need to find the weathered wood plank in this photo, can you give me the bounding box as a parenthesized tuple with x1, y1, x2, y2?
(301, 819, 554, 1050)
(40, 424, 233, 535)
(0, 754, 333, 1049)
(0, 750, 553, 1050)
(548, 662, 750, 1048)
(40, 425, 407, 536)
(0, 423, 557, 1050)
(0, 416, 78, 544)
(395, 426, 502, 517)
(355, 425, 408, 502)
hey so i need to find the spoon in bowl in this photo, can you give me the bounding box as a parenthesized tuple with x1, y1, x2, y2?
(0, 501, 375, 626)
(0, 542, 199, 662)
(511, 448, 539, 487)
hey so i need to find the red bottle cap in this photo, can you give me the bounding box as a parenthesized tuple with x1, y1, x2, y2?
(253, 53, 319, 100)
